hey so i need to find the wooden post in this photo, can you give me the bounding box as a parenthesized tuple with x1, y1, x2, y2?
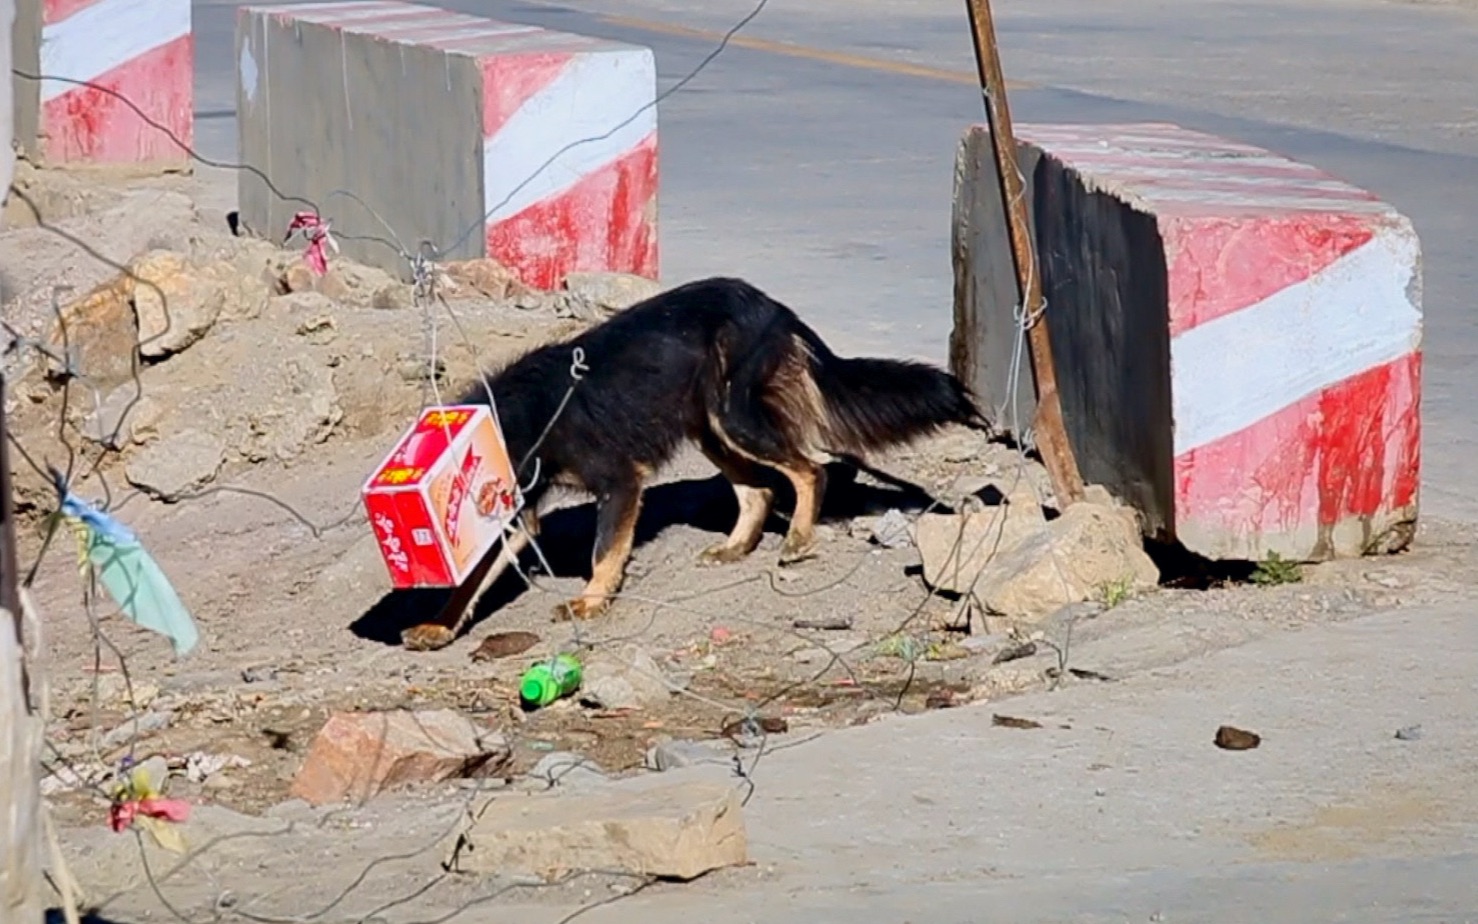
(963, 0, 1085, 506)
(1, 0, 47, 914)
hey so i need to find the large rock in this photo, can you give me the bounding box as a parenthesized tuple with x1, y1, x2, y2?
(446, 776, 747, 881)
(290, 709, 511, 807)
(915, 489, 1047, 594)
(129, 250, 228, 359)
(579, 646, 678, 710)
(975, 500, 1160, 624)
(47, 275, 138, 392)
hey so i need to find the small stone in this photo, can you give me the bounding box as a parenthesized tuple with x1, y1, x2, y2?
(100, 710, 173, 750)
(579, 647, 677, 710)
(561, 272, 660, 317)
(289, 709, 512, 806)
(241, 666, 278, 684)
(446, 776, 748, 881)
(645, 739, 727, 772)
(1394, 724, 1423, 741)
(870, 508, 913, 549)
(471, 631, 541, 662)
(124, 428, 225, 499)
(1213, 725, 1261, 751)
(527, 751, 608, 789)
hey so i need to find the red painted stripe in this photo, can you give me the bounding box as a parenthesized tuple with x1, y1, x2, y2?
(41, 34, 192, 165)
(44, 0, 98, 24)
(1174, 351, 1420, 541)
(480, 51, 575, 140)
(1116, 176, 1378, 208)
(486, 133, 659, 290)
(1164, 214, 1376, 336)
(425, 26, 540, 54)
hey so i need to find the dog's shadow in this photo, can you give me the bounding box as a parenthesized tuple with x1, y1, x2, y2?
(349, 461, 952, 646)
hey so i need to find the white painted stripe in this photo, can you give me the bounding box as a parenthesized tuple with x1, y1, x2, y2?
(1134, 187, 1395, 213)
(40, 0, 190, 102)
(288, 5, 435, 25)
(1170, 226, 1421, 455)
(260, 1, 401, 15)
(482, 48, 656, 223)
(1059, 164, 1367, 194)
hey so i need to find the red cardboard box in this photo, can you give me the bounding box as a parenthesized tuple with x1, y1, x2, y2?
(362, 405, 524, 589)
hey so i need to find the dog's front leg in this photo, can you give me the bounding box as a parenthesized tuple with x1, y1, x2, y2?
(402, 509, 538, 651)
(554, 481, 643, 622)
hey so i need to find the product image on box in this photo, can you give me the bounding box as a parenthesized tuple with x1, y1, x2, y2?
(362, 405, 524, 589)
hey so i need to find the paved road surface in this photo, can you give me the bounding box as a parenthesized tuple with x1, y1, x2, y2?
(184, 1, 1478, 919)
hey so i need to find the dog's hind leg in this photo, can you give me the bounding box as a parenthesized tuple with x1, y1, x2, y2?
(697, 431, 775, 565)
(553, 474, 645, 622)
(775, 459, 827, 566)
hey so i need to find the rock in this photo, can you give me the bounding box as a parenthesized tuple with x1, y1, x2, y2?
(975, 501, 1160, 625)
(446, 776, 747, 881)
(94, 675, 160, 710)
(124, 428, 224, 499)
(289, 709, 512, 806)
(48, 275, 139, 392)
(129, 250, 227, 358)
(100, 710, 173, 750)
(869, 508, 913, 549)
(561, 272, 660, 318)
(441, 258, 532, 301)
(527, 751, 607, 789)
(579, 646, 677, 710)
(81, 387, 163, 449)
(646, 739, 728, 772)
(915, 490, 1047, 594)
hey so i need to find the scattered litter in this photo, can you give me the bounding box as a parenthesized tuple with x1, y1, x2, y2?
(472, 631, 542, 662)
(240, 666, 278, 684)
(992, 714, 1043, 730)
(108, 756, 191, 853)
(181, 752, 253, 784)
(1214, 725, 1261, 751)
(520, 654, 583, 709)
(60, 485, 199, 657)
(1395, 724, 1423, 741)
(792, 616, 853, 631)
(924, 641, 971, 662)
(721, 715, 788, 747)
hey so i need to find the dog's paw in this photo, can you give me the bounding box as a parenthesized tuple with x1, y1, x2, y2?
(551, 596, 609, 622)
(401, 623, 456, 651)
(698, 543, 749, 566)
(777, 536, 818, 566)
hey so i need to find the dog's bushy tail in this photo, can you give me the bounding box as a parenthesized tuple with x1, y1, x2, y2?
(814, 353, 990, 455)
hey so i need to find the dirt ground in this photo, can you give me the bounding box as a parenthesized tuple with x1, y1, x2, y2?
(7, 165, 1478, 918)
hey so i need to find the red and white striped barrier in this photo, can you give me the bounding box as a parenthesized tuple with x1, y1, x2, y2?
(237, 1, 657, 290)
(994, 123, 1421, 560)
(33, 0, 193, 165)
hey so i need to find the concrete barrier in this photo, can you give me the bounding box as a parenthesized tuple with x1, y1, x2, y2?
(236, 1, 659, 289)
(12, 0, 193, 167)
(952, 122, 1422, 562)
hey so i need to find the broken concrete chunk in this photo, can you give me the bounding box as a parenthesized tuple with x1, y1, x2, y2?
(48, 276, 139, 392)
(976, 501, 1160, 625)
(289, 709, 511, 806)
(447, 776, 747, 881)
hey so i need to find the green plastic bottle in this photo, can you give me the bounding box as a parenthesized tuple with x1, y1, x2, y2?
(519, 654, 583, 709)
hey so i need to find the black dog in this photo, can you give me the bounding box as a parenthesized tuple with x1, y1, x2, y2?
(400, 277, 988, 650)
